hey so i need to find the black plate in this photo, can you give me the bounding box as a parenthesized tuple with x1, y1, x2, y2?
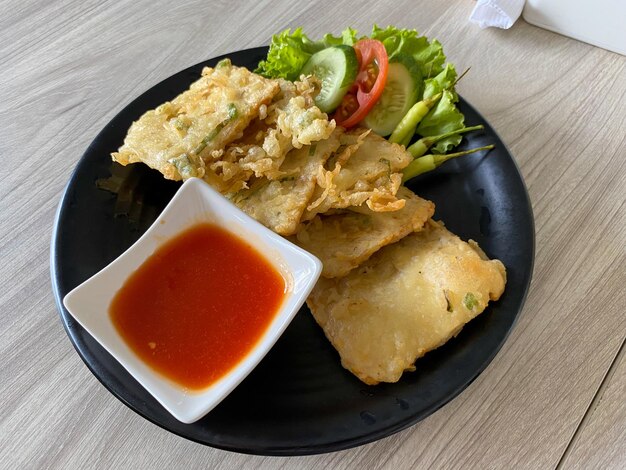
(51, 47, 534, 456)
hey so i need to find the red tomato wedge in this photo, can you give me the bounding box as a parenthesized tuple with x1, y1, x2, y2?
(333, 39, 389, 128)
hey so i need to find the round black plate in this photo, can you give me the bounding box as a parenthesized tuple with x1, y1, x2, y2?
(51, 47, 534, 456)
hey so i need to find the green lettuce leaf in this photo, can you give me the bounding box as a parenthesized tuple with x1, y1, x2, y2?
(417, 90, 465, 153)
(369, 26, 465, 151)
(255, 27, 357, 81)
(370, 25, 445, 78)
(321, 27, 358, 47)
(423, 63, 458, 99)
(256, 25, 468, 154)
(254, 28, 322, 80)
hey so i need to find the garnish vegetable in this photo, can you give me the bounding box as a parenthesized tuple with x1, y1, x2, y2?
(407, 125, 483, 158)
(402, 145, 494, 182)
(257, 25, 495, 178)
(333, 39, 389, 128)
(300, 46, 359, 113)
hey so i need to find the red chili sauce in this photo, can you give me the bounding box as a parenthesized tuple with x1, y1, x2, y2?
(109, 223, 285, 390)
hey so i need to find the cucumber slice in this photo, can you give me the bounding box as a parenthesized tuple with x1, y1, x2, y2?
(301, 45, 359, 113)
(362, 55, 422, 136)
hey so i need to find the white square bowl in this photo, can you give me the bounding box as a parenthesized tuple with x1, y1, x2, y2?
(63, 177, 322, 423)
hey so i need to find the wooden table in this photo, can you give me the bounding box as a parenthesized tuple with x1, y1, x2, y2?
(1, 0, 624, 468)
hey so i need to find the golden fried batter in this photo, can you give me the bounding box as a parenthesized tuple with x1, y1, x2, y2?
(207, 77, 337, 191)
(293, 187, 435, 278)
(307, 220, 507, 385)
(303, 128, 412, 220)
(112, 66, 337, 198)
(230, 129, 342, 235)
(112, 60, 280, 181)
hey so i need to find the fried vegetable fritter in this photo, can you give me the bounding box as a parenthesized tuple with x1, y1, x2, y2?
(112, 60, 281, 181)
(206, 77, 337, 192)
(230, 129, 342, 235)
(307, 220, 507, 385)
(112, 63, 335, 196)
(303, 128, 412, 220)
(293, 187, 435, 278)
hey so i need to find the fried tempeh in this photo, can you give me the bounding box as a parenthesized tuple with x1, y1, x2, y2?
(307, 220, 507, 385)
(293, 187, 435, 278)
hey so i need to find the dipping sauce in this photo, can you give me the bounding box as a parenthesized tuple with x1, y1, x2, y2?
(109, 223, 286, 390)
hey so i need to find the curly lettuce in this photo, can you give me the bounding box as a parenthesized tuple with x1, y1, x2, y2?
(417, 64, 466, 153)
(257, 25, 445, 81)
(256, 25, 466, 153)
(370, 25, 445, 79)
(255, 27, 357, 81)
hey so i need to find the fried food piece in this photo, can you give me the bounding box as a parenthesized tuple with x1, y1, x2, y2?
(203, 77, 336, 193)
(303, 128, 412, 220)
(112, 60, 281, 181)
(307, 220, 507, 385)
(270, 77, 336, 149)
(230, 129, 342, 235)
(293, 187, 435, 278)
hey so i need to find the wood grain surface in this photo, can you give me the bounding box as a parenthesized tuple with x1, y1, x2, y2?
(559, 341, 626, 469)
(1, 0, 625, 468)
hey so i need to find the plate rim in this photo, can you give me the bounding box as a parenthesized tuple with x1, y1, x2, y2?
(50, 46, 535, 456)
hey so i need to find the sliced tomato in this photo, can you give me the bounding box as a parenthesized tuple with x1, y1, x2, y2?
(333, 39, 389, 128)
